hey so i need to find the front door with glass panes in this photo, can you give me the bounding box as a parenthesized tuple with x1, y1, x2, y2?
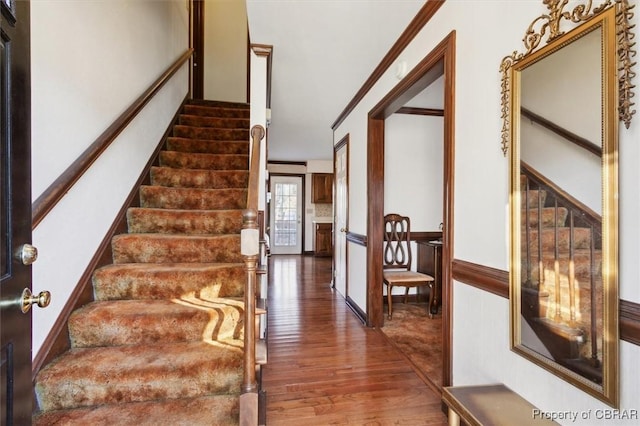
(269, 175, 303, 254)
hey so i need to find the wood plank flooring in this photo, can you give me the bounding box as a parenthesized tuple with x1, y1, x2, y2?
(262, 255, 447, 425)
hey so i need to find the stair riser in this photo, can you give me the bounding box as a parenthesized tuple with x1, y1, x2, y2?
(93, 264, 245, 300)
(521, 190, 546, 208)
(166, 137, 249, 155)
(140, 187, 247, 210)
(179, 115, 250, 129)
(127, 208, 243, 235)
(173, 125, 248, 141)
(112, 235, 242, 264)
(68, 301, 243, 348)
(33, 395, 240, 426)
(523, 207, 568, 227)
(159, 151, 248, 170)
(150, 167, 249, 189)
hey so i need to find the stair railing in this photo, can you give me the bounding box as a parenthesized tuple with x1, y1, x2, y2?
(521, 107, 603, 158)
(521, 161, 602, 367)
(240, 125, 266, 425)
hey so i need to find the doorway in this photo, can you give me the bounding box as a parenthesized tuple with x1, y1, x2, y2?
(366, 31, 456, 389)
(269, 175, 304, 255)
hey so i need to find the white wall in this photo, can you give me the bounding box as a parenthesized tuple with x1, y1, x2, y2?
(204, 0, 248, 103)
(520, 28, 602, 212)
(384, 113, 443, 230)
(30, 0, 189, 358)
(335, 0, 640, 423)
(384, 113, 443, 296)
(250, 48, 268, 212)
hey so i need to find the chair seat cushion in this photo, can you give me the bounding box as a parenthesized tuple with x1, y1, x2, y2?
(383, 270, 434, 285)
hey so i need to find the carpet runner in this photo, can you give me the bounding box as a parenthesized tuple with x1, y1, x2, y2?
(33, 100, 251, 425)
(520, 173, 603, 379)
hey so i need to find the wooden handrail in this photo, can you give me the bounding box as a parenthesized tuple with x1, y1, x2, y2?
(521, 107, 602, 158)
(240, 125, 265, 425)
(32, 49, 193, 228)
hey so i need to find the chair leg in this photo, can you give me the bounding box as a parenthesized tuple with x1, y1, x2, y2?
(403, 287, 409, 304)
(387, 285, 393, 320)
(428, 283, 435, 319)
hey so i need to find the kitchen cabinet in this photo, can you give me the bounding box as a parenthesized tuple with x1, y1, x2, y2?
(312, 173, 333, 203)
(314, 222, 333, 257)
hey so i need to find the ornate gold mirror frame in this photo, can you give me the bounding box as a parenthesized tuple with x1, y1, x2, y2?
(500, 0, 636, 156)
(502, 0, 635, 408)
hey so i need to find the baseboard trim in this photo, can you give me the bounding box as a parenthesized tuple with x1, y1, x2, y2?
(451, 258, 640, 346)
(31, 98, 187, 382)
(346, 296, 367, 325)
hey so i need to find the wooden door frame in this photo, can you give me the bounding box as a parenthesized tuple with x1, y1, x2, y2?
(268, 173, 306, 255)
(332, 134, 349, 292)
(191, 0, 204, 99)
(366, 31, 456, 388)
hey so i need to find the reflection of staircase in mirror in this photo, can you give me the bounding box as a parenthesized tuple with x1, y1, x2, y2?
(520, 162, 603, 384)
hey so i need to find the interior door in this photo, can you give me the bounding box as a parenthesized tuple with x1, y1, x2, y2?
(1, 1, 37, 424)
(269, 175, 303, 255)
(333, 140, 348, 295)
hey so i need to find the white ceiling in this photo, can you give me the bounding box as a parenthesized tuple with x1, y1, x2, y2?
(246, 0, 426, 162)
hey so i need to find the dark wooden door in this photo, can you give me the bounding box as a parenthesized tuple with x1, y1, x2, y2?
(1, 0, 33, 424)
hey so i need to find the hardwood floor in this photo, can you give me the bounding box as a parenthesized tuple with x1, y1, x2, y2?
(262, 255, 447, 425)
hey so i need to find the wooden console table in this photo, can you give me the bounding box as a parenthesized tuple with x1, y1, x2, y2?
(443, 384, 559, 426)
(417, 240, 442, 317)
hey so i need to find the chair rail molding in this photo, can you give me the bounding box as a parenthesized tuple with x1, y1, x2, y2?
(452, 258, 640, 346)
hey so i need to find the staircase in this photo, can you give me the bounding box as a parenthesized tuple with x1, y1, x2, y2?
(33, 100, 258, 425)
(520, 164, 603, 383)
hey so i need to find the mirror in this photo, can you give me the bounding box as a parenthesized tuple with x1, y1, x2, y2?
(502, 1, 636, 407)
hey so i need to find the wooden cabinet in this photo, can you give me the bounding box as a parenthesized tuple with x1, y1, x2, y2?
(312, 173, 333, 203)
(314, 223, 333, 257)
(417, 240, 443, 316)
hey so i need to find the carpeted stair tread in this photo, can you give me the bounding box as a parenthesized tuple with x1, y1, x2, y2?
(127, 208, 243, 235)
(184, 103, 250, 119)
(35, 341, 243, 411)
(166, 137, 249, 155)
(112, 234, 242, 264)
(150, 166, 248, 189)
(522, 227, 592, 251)
(140, 186, 247, 210)
(93, 263, 245, 300)
(187, 99, 249, 109)
(173, 125, 248, 141)
(159, 151, 248, 170)
(179, 114, 250, 129)
(33, 394, 240, 426)
(68, 298, 243, 348)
